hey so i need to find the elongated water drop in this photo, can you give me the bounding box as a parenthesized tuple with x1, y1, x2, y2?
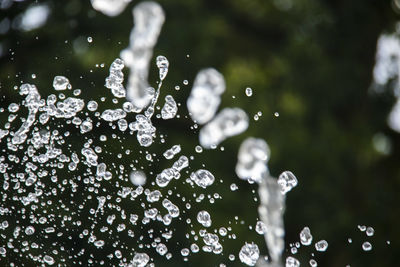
(156, 55, 169, 81)
(300, 226, 313, 246)
(122, 1, 165, 111)
(161, 95, 177, 119)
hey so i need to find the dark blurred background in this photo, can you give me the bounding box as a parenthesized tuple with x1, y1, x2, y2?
(0, 0, 399, 266)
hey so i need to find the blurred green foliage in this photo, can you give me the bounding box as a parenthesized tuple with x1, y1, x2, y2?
(0, 0, 399, 266)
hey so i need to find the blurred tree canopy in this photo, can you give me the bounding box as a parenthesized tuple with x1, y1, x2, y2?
(0, 0, 399, 266)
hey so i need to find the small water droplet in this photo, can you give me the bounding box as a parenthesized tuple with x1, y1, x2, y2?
(362, 241, 372, 251)
(245, 87, 253, 97)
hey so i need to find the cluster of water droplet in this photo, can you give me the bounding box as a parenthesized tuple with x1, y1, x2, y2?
(0, 1, 311, 266)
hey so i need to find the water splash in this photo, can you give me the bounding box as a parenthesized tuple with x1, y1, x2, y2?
(121, 1, 165, 111)
(258, 176, 286, 265)
(0, 1, 307, 266)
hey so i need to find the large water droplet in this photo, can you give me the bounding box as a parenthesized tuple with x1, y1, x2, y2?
(277, 171, 298, 194)
(299, 226, 313, 246)
(53, 76, 70, 90)
(197, 210, 212, 227)
(239, 242, 259, 266)
(315, 240, 328, 252)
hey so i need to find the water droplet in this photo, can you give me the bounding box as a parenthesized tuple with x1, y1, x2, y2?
(181, 248, 190, 256)
(191, 169, 215, 188)
(358, 225, 366, 231)
(94, 240, 105, 248)
(366, 226, 374, 236)
(87, 100, 98, 111)
(195, 145, 203, 153)
(230, 183, 238, 191)
(190, 243, 199, 253)
(315, 240, 328, 252)
(156, 55, 169, 81)
(239, 242, 259, 266)
(197, 210, 212, 227)
(255, 221, 267, 235)
(132, 252, 150, 267)
(277, 171, 298, 194)
(163, 145, 181, 159)
(25, 226, 35, 235)
(156, 243, 168, 255)
(362, 241, 372, 251)
(161, 95, 177, 119)
(286, 256, 300, 267)
(43, 255, 55, 265)
(130, 170, 147, 186)
(309, 259, 318, 267)
(300, 227, 313, 246)
(87, 36, 93, 43)
(53, 76, 70, 90)
(245, 87, 253, 97)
